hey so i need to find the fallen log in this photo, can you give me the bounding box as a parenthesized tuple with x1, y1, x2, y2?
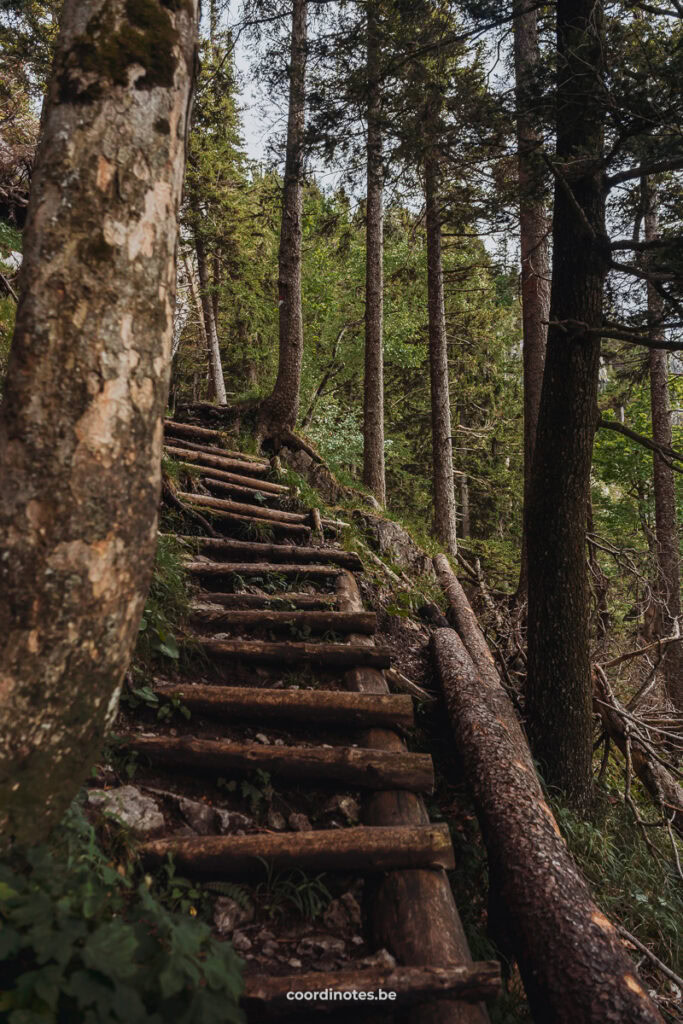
(179, 535, 362, 569)
(177, 491, 307, 524)
(164, 418, 225, 443)
(123, 734, 433, 792)
(200, 476, 284, 504)
(153, 683, 415, 729)
(194, 637, 392, 669)
(432, 627, 663, 1024)
(164, 433, 267, 463)
(242, 963, 502, 1014)
(163, 445, 269, 478)
(386, 667, 436, 704)
(190, 606, 377, 635)
(193, 591, 338, 610)
(139, 824, 455, 877)
(336, 572, 488, 1024)
(185, 560, 344, 580)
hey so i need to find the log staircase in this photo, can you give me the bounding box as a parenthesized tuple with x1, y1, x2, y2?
(119, 418, 499, 1021)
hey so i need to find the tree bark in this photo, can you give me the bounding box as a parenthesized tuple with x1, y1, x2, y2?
(191, 606, 377, 634)
(525, 0, 609, 807)
(196, 637, 392, 669)
(140, 824, 455, 878)
(193, 220, 227, 405)
(425, 139, 457, 556)
(432, 629, 663, 1024)
(514, 0, 550, 599)
(362, 7, 386, 506)
(643, 181, 683, 709)
(0, 0, 199, 846)
(181, 534, 362, 567)
(259, 0, 307, 435)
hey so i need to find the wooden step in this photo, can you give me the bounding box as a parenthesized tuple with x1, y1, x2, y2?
(195, 637, 392, 669)
(178, 491, 306, 524)
(164, 432, 267, 465)
(163, 418, 240, 447)
(196, 591, 338, 610)
(123, 734, 433, 792)
(163, 445, 270, 478)
(186, 560, 345, 580)
(243, 963, 502, 1014)
(152, 683, 415, 729)
(201, 476, 284, 505)
(139, 824, 455, 877)
(181, 506, 311, 540)
(177, 463, 288, 494)
(180, 535, 362, 569)
(190, 606, 377, 635)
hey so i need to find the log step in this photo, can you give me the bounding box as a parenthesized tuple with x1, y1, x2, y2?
(139, 824, 455, 877)
(190, 606, 377, 635)
(123, 734, 434, 792)
(164, 418, 267, 454)
(163, 445, 270, 478)
(178, 463, 288, 494)
(180, 535, 363, 569)
(194, 637, 392, 669)
(185, 560, 345, 580)
(243, 963, 502, 1014)
(152, 683, 415, 729)
(201, 476, 284, 505)
(182, 505, 311, 540)
(164, 434, 268, 465)
(196, 591, 338, 610)
(178, 491, 306, 525)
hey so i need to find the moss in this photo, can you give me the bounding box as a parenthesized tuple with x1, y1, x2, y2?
(58, 0, 179, 104)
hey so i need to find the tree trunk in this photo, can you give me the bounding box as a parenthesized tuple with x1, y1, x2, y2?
(514, 0, 550, 599)
(0, 0, 199, 847)
(525, 0, 608, 807)
(362, 7, 386, 505)
(259, 0, 307, 435)
(644, 181, 683, 709)
(193, 221, 227, 405)
(425, 143, 457, 556)
(432, 628, 663, 1024)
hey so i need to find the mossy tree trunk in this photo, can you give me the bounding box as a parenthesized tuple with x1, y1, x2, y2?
(0, 0, 199, 847)
(525, 0, 608, 807)
(258, 0, 307, 437)
(362, 5, 386, 506)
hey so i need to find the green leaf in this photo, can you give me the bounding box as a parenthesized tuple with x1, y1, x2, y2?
(82, 921, 139, 980)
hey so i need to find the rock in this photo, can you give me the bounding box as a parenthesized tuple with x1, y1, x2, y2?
(288, 958, 303, 969)
(351, 935, 364, 946)
(360, 949, 396, 970)
(178, 796, 216, 835)
(340, 892, 363, 927)
(213, 896, 254, 936)
(352, 510, 434, 576)
(88, 786, 164, 837)
(323, 891, 362, 931)
(323, 795, 360, 823)
(232, 930, 252, 953)
(262, 940, 279, 957)
(296, 936, 346, 957)
(255, 733, 271, 745)
(267, 808, 287, 831)
(288, 812, 312, 832)
(256, 928, 275, 942)
(216, 809, 253, 833)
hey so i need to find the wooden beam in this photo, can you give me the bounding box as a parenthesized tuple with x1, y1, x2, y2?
(194, 591, 338, 610)
(181, 506, 311, 539)
(185, 560, 344, 580)
(139, 824, 455, 877)
(195, 637, 392, 669)
(122, 734, 433, 792)
(177, 463, 288, 493)
(153, 683, 415, 729)
(180, 535, 362, 569)
(178, 491, 306, 524)
(190, 606, 377, 635)
(163, 445, 269, 478)
(242, 963, 502, 1014)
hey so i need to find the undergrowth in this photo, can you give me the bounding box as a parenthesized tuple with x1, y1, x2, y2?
(0, 798, 244, 1024)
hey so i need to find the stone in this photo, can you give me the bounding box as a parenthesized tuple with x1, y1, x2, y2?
(288, 958, 303, 969)
(352, 510, 434, 576)
(267, 808, 287, 831)
(262, 940, 278, 957)
(255, 733, 271, 745)
(216, 809, 253, 833)
(360, 949, 396, 970)
(178, 796, 216, 835)
(88, 786, 164, 837)
(296, 936, 346, 957)
(213, 896, 254, 936)
(323, 892, 362, 931)
(232, 930, 252, 953)
(323, 795, 360, 824)
(288, 812, 312, 832)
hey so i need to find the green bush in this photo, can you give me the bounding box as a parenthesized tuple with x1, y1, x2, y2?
(0, 801, 244, 1024)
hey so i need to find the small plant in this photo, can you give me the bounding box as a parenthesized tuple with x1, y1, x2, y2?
(254, 861, 332, 922)
(218, 770, 274, 817)
(239, 519, 275, 543)
(135, 536, 188, 667)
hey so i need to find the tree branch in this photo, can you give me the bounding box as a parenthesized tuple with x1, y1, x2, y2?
(607, 156, 683, 188)
(597, 416, 683, 471)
